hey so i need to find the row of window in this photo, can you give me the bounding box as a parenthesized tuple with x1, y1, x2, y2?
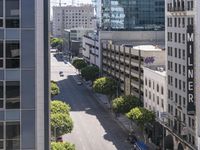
(167, 0, 194, 12)
(0, 121, 20, 150)
(168, 89, 186, 107)
(144, 78, 164, 95)
(167, 32, 186, 43)
(168, 61, 186, 76)
(0, 0, 20, 28)
(0, 40, 20, 69)
(167, 47, 185, 60)
(145, 89, 164, 109)
(167, 17, 194, 28)
(0, 81, 20, 109)
(168, 104, 195, 130)
(168, 76, 186, 92)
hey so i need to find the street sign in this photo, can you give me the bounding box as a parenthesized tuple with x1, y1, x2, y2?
(160, 112, 168, 118)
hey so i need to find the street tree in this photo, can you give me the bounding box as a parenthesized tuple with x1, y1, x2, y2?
(72, 58, 87, 71)
(51, 81, 60, 97)
(51, 38, 63, 51)
(126, 107, 155, 143)
(51, 113, 73, 138)
(93, 77, 117, 106)
(81, 66, 99, 81)
(51, 142, 75, 150)
(51, 100, 71, 115)
(112, 95, 142, 114)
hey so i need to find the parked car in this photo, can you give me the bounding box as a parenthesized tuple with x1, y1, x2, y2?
(56, 136, 63, 142)
(59, 71, 64, 77)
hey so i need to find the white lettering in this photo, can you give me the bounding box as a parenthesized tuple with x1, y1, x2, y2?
(187, 33, 194, 42)
(188, 69, 194, 78)
(188, 57, 193, 66)
(189, 45, 192, 54)
(188, 94, 194, 103)
(188, 82, 194, 91)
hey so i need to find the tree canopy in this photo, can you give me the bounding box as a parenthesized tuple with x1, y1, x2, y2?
(51, 81, 60, 97)
(51, 142, 75, 150)
(72, 58, 87, 71)
(126, 107, 155, 130)
(93, 77, 117, 97)
(51, 100, 71, 115)
(81, 66, 99, 81)
(112, 95, 142, 114)
(50, 100, 73, 138)
(51, 38, 63, 50)
(51, 113, 73, 137)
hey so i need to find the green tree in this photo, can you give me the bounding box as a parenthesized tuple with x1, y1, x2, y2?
(126, 107, 155, 143)
(51, 38, 63, 51)
(51, 81, 60, 97)
(81, 66, 99, 81)
(51, 100, 71, 115)
(93, 77, 117, 106)
(112, 95, 142, 114)
(72, 58, 87, 71)
(51, 142, 75, 150)
(51, 113, 73, 137)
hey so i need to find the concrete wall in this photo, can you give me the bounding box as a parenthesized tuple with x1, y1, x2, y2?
(99, 31, 165, 41)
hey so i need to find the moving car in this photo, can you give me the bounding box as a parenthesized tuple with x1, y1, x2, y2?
(77, 81, 82, 85)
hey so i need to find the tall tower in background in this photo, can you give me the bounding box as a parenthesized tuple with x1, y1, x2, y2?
(0, 0, 50, 149)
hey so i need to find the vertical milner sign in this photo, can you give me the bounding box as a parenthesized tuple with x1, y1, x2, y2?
(187, 25, 195, 115)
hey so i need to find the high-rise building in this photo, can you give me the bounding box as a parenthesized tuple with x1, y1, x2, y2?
(166, 0, 199, 149)
(53, 4, 95, 37)
(0, 0, 49, 149)
(95, 0, 165, 31)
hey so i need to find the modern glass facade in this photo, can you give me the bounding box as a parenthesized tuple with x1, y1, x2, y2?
(0, 0, 49, 149)
(97, 0, 165, 31)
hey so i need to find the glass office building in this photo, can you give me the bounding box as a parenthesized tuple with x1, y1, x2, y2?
(0, 0, 49, 149)
(97, 0, 165, 31)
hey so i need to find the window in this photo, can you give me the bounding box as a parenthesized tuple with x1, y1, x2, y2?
(157, 96, 159, 105)
(178, 49, 181, 58)
(0, 41, 3, 68)
(149, 80, 151, 88)
(0, 122, 3, 149)
(161, 86, 164, 95)
(175, 48, 177, 57)
(6, 0, 20, 28)
(183, 49, 185, 60)
(6, 81, 20, 109)
(6, 41, 20, 68)
(6, 122, 20, 149)
(179, 64, 181, 74)
(157, 84, 159, 92)
(0, 81, 3, 108)
(0, 0, 3, 27)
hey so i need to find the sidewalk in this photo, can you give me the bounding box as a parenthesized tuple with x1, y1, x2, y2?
(81, 80, 159, 150)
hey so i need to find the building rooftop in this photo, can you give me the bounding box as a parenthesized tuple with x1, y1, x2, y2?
(145, 65, 166, 76)
(133, 45, 163, 51)
(102, 40, 165, 51)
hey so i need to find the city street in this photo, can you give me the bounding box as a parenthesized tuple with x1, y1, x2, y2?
(51, 52, 132, 150)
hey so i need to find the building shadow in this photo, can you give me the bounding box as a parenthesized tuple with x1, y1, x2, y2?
(52, 74, 132, 150)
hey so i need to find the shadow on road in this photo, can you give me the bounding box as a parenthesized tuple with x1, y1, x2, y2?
(53, 53, 63, 62)
(52, 75, 132, 150)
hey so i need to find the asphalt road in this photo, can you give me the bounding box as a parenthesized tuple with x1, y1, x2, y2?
(51, 52, 132, 150)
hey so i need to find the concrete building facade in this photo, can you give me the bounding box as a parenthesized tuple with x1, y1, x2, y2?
(102, 43, 165, 100)
(82, 33, 100, 68)
(53, 5, 95, 37)
(166, 0, 200, 149)
(0, 0, 50, 149)
(143, 66, 167, 146)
